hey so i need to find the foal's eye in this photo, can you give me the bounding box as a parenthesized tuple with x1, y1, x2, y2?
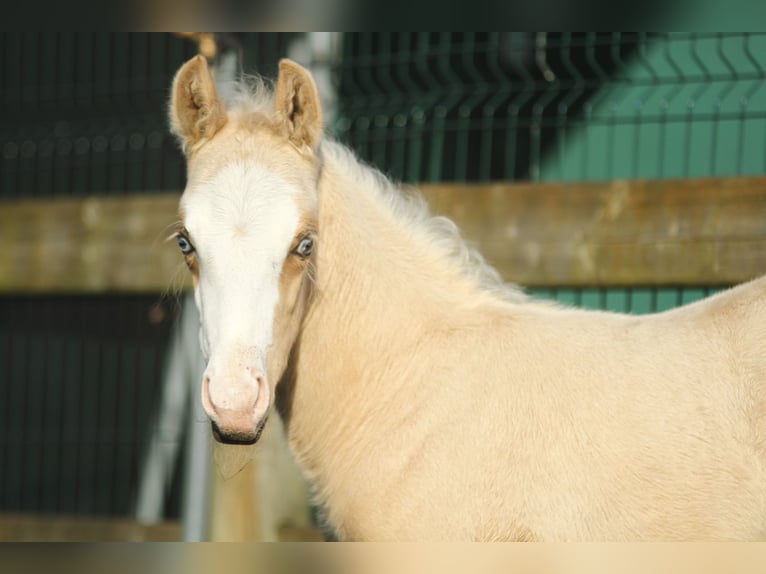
(177, 235, 194, 255)
(294, 237, 314, 258)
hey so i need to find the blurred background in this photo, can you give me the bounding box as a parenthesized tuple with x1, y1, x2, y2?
(1, 31, 765, 541)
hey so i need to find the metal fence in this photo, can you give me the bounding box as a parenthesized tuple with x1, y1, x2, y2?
(337, 33, 766, 183)
(1, 31, 764, 532)
(333, 32, 765, 312)
(0, 33, 201, 521)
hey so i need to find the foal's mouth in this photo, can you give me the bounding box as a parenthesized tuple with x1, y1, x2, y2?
(210, 417, 267, 445)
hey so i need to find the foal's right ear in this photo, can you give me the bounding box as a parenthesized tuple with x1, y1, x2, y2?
(169, 55, 227, 154)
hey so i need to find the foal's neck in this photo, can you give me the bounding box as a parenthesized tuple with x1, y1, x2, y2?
(312, 143, 488, 332)
(281, 143, 497, 503)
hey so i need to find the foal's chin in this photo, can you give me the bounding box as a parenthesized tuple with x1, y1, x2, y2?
(210, 414, 269, 445)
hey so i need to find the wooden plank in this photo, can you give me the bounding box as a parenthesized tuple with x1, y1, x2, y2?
(0, 193, 188, 293)
(2, 176, 765, 292)
(0, 513, 180, 541)
(278, 525, 325, 541)
(422, 176, 766, 286)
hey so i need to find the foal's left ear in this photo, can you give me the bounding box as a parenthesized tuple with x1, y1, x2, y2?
(274, 59, 323, 152)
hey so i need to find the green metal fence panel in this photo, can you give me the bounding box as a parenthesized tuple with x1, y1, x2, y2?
(537, 33, 766, 181)
(0, 33, 198, 200)
(0, 295, 180, 517)
(333, 32, 765, 314)
(531, 286, 727, 313)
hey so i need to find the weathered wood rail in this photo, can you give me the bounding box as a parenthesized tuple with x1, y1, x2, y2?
(421, 176, 766, 287)
(0, 513, 180, 541)
(2, 176, 765, 293)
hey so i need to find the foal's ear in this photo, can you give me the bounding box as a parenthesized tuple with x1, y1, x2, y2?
(274, 59, 323, 152)
(169, 55, 227, 153)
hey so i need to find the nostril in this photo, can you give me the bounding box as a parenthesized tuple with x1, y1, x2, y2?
(201, 374, 216, 415)
(246, 366, 266, 386)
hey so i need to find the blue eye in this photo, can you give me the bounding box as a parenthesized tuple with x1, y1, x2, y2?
(177, 235, 194, 255)
(294, 237, 314, 258)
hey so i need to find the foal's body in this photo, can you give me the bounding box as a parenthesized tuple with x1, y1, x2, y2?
(169, 55, 766, 540)
(285, 143, 766, 541)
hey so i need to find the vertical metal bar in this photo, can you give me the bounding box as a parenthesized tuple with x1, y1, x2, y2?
(430, 32, 461, 182)
(136, 295, 200, 528)
(404, 33, 432, 180)
(557, 32, 584, 180)
(0, 33, 6, 113)
(6, 319, 25, 510)
(529, 32, 559, 182)
(505, 34, 535, 181)
(0, 299, 13, 508)
(18, 316, 31, 511)
(0, 303, 9, 507)
(737, 34, 762, 176)
(43, 313, 63, 513)
(583, 32, 608, 181)
(35, 300, 50, 511)
(478, 33, 504, 182)
(181, 295, 210, 540)
(454, 33, 483, 182)
(634, 33, 660, 179)
(683, 34, 710, 178)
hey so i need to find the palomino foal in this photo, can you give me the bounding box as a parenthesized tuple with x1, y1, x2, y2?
(170, 55, 766, 541)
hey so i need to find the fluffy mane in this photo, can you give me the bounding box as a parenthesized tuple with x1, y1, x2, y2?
(221, 76, 528, 304)
(319, 141, 528, 304)
(220, 75, 276, 121)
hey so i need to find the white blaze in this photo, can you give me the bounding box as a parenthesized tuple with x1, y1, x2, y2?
(182, 161, 301, 385)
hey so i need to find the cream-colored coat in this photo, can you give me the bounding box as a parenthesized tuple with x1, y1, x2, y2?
(170, 55, 766, 540)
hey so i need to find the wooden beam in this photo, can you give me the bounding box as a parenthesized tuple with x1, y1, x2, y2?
(0, 514, 180, 541)
(422, 176, 766, 286)
(2, 176, 765, 293)
(0, 193, 187, 293)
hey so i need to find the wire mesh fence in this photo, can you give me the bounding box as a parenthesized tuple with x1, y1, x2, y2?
(0, 295, 180, 517)
(0, 32, 763, 533)
(1, 33, 190, 199)
(332, 32, 764, 311)
(334, 32, 766, 183)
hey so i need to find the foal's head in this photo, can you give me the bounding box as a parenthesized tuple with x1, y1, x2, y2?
(169, 56, 323, 444)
